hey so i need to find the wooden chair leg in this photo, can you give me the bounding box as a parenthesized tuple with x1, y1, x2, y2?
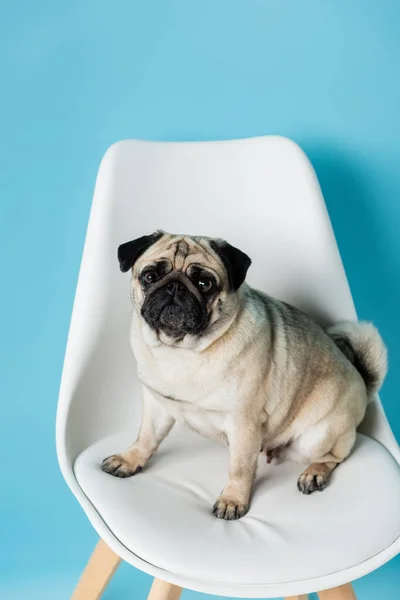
(318, 583, 357, 600)
(147, 578, 183, 600)
(71, 539, 122, 600)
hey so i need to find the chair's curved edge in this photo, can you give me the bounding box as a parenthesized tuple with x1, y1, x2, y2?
(60, 461, 399, 599)
(55, 138, 125, 463)
(362, 397, 400, 464)
(99, 136, 320, 200)
(101, 134, 302, 153)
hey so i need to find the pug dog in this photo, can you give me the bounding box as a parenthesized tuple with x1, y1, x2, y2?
(102, 231, 387, 520)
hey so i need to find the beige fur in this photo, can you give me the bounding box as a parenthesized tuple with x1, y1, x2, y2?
(102, 233, 387, 519)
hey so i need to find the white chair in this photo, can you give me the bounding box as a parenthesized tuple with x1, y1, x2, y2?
(56, 137, 400, 600)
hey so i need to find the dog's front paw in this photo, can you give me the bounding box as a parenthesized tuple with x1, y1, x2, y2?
(297, 463, 332, 495)
(102, 453, 143, 478)
(212, 496, 248, 520)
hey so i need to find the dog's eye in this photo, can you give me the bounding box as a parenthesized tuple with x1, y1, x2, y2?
(142, 270, 159, 285)
(197, 277, 214, 293)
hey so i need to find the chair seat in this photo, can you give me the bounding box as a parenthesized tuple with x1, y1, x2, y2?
(74, 429, 400, 588)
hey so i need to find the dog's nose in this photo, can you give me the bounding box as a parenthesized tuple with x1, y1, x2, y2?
(166, 281, 184, 296)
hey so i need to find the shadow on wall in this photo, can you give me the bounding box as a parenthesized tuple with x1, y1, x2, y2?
(304, 142, 400, 440)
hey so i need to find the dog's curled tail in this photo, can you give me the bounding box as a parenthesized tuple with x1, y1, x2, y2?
(328, 321, 387, 396)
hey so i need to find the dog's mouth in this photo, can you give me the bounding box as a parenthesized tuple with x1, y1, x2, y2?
(159, 304, 186, 329)
(150, 303, 206, 337)
(141, 283, 208, 338)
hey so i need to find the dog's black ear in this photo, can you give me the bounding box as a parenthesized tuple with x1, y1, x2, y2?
(118, 231, 164, 273)
(210, 240, 251, 291)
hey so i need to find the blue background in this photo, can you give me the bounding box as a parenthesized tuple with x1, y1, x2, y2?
(1, 1, 399, 598)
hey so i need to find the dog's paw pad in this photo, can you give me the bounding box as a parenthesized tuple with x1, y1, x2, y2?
(102, 454, 142, 478)
(212, 497, 248, 520)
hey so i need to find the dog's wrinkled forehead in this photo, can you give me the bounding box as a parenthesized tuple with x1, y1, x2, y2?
(118, 231, 252, 292)
(138, 235, 219, 274)
(173, 240, 189, 269)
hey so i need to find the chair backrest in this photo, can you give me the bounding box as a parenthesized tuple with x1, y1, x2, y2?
(56, 137, 399, 478)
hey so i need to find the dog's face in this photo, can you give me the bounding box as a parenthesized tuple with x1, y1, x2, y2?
(118, 232, 251, 343)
